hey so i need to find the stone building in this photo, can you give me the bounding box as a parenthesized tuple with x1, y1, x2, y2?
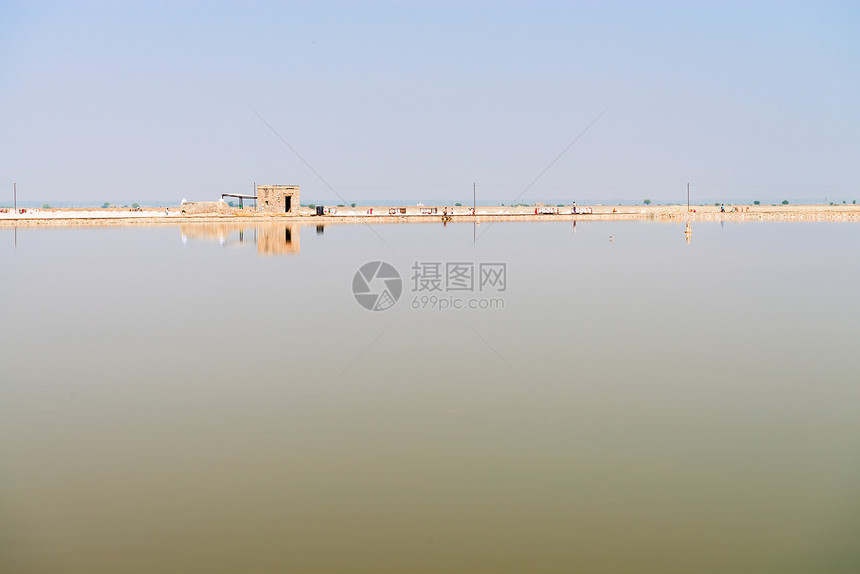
(256, 185, 300, 214)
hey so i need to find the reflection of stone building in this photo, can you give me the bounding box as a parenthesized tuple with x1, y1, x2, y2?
(257, 224, 299, 255)
(179, 223, 300, 255)
(256, 185, 300, 214)
(180, 223, 236, 242)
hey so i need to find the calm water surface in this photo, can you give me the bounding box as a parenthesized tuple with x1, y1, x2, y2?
(1, 221, 859, 573)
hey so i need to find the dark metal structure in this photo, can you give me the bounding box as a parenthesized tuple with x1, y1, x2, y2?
(221, 193, 257, 209)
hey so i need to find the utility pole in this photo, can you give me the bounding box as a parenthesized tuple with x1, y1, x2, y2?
(473, 182, 476, 215)
(687, 182, 690, 212)
(14, 182, 17, 211)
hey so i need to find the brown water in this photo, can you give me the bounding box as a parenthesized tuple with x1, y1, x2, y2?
(1, 221, 859, 573)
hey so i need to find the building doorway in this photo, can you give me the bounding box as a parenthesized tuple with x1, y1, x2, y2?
(285, 196, 292, 213)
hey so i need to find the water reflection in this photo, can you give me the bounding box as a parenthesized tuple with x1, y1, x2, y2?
(180, 222, 300, 255)
(3, 222, 860, 573)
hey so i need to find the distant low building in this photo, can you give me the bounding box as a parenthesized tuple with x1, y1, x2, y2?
(179, 200, 231, 215)
(256, 185, 300, 214)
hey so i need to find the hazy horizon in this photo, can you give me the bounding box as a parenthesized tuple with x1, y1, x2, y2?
(2, 1, 858, 206)
(3, 196, 857, 210)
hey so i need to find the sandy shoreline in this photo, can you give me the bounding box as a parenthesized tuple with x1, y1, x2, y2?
(2, 204, 860, 227)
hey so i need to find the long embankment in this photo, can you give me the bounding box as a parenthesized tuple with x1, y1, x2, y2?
(2, 205, 860, 227)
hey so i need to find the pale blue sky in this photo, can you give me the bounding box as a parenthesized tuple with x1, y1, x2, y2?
(1, 1, 858, 205)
